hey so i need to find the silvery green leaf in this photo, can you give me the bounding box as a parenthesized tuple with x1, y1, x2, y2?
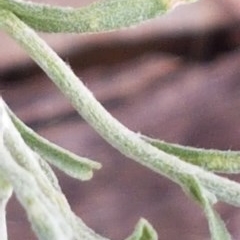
(2, 8, 240, 209)
(142, 135, 240, 173)
(0, 0, 194, 33)
(6, 105, 101, 181)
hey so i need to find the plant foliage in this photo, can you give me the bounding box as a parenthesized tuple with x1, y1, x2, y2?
(0, 0, 239, 239)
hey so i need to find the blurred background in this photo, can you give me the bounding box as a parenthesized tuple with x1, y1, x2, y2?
(1, 0, 240, 239)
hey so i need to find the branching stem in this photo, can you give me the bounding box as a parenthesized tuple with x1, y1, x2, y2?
(1, 9, 240, 208)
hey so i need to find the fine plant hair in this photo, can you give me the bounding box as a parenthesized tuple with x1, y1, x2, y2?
(0, 0, 239, 239)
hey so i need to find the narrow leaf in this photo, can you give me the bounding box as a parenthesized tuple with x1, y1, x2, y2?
(0, 100, 75, 240)
(126, 218, 158, 240)
(142, 135, 240, 173)
(0, 0, 193, 33)
(2, 9, 240, 208)
(6, 104, 101, 181)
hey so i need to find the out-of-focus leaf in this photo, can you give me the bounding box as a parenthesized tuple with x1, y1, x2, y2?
(126, 218, 158, 240)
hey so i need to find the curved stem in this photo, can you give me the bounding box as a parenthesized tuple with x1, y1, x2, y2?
(1, 10, 240, 207)
(0, 97, 108, 240)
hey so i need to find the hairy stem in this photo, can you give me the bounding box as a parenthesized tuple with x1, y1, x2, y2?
(0, 97, 108, 240)
(1, 10, 240, 207)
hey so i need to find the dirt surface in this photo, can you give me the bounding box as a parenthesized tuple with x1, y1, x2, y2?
(1, 0, 240, 239)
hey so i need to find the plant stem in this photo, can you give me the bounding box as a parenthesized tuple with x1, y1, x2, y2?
(0, 178, 12, 240)
(0, 97, 108, 240)
(1, 9, 240, 207)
